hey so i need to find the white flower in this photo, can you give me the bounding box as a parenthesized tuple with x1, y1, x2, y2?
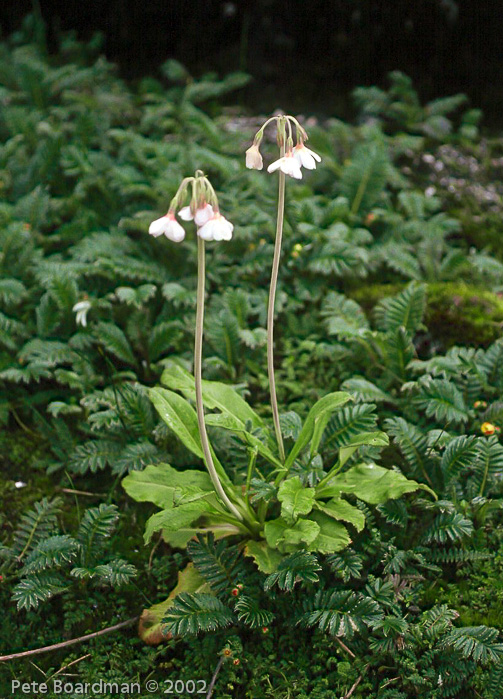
(72, 300, 91, 327)
(293, 143, 321, 170)
(245, 144, 263, 170)
(197, 213, 233, 241)
(148, 213, 185, 242)
(178, 204, 214, 226)
(267, 152, 302, 179)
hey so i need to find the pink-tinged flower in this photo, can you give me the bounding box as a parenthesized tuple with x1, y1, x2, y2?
(267, 152, 302, 179)
(148, 213, 185, 242)
(245, 144, 263, 170)
(178, 203, 214, 226)
(293, 143, 321, 170)
(198, 213, 233, 242)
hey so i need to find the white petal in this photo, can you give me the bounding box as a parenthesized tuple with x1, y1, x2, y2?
(178, 206, 193, 221)
(300, 151, 316, 169)
(267, 158, 283, 173)
(165, 221, 186, 242)
(194, 204, 214, 226)
(198, 220, 215, 240)
(305, 146, 321, 162)
(148, 216, 169, 237)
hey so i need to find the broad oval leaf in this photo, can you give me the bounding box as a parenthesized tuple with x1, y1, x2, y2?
(316, 463, 436, 503)
(278, 476, 316, 522)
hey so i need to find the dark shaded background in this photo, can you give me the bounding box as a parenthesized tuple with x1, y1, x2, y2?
(1, 0, 502, 123)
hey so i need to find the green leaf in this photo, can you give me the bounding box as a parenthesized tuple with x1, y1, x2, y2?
(317, 463, 436, 503)
(149, 387, 203, 458)
(338, 431, 389, 469)
(285, 392, 353, 469)
(264, 517, 320, 551)
(161, 360, 262, 428)
(307, 512, 352, 554)
(244, 541, 283, 574)
(277, 476, 316, 523)
(122, 463, 212, 509)
(205, 412, 281, 467)
(144, 501, 219, 544)
(139, 564, 208, 644)
(314, 498, 365, 532)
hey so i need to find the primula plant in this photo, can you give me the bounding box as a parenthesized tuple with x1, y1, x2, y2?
(122, 117, 434, 642)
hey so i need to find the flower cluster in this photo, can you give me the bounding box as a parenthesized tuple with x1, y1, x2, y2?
(245, 114, 321, 180)
(148, 173, 233, 243)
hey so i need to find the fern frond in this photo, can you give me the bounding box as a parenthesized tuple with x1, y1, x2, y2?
(187, 534, 242, 596)
(93, 559, 137, 586)
(414, 377, 470, 425)
(324, 403, 378, 449)
(20, 535, 79, 574)
(442, 626, 503, 663)
(297, 589, 383, 638)
(264, 552, 321, 592)
(163, 593, 235, 636)
(234, 595, 274, 629)
(423, 512, 473, 544)
(12, 572, 68, 611)
(374, 282, 426, 334)
(76, 504, 119, 565)
(326, 550, 364, 582)
(11, 498, 62, 560)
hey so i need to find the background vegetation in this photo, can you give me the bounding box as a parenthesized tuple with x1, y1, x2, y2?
(2, 11, 503, 699)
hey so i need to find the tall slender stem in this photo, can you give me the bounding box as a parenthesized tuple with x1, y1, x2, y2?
(195, 238, 243, 521)
(267, 144, 286, 463)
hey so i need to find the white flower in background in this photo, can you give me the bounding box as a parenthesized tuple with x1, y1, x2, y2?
(72, 300, 91, 327)
(198, 213, 233, 241)
(267, 152, 302, 179)
(148, 212, 185, 242)
(178, 203, 214, 226)
(245, 144, 263, 170)
(293, 143, 321, 170)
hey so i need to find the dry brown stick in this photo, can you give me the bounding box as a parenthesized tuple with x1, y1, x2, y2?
(335, 636, 356, 658)
(206, 656, 225, 699)
(342, 674, 363, 699)
(47, 653, 92, 681)
(0, 617, 139, 662)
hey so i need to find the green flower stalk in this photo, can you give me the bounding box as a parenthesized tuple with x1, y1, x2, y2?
(149, 172, 242, 521)
(246, 115, 321, 463)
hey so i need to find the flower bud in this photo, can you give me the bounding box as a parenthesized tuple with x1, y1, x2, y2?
(245, 144, 263, 170)
(481, 422, 496, 436)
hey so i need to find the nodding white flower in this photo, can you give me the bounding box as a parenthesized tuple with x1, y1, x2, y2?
(293, 143, 321, 170)
(267, 152, 302, 179)
(178, 203, 214, 226)
(245, 144, 263, 170)
(72, 300, 91, 327)
(197, 213, 233, 242)
(148, 212, 185, 242)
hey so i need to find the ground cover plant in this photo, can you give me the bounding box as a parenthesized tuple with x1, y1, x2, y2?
(3, 13, 503, 699)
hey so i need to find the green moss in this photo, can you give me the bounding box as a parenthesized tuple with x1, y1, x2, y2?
(350, 282, 503, 348)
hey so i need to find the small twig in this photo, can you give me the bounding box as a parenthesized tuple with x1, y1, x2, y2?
(47, 654, 91, 681)
(335, 636, 356, 658)
(206, 657, 224, 699)
(0, 617, 139, 662)
(342, 674, 363, 699)
(60, 488, 105, 498)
